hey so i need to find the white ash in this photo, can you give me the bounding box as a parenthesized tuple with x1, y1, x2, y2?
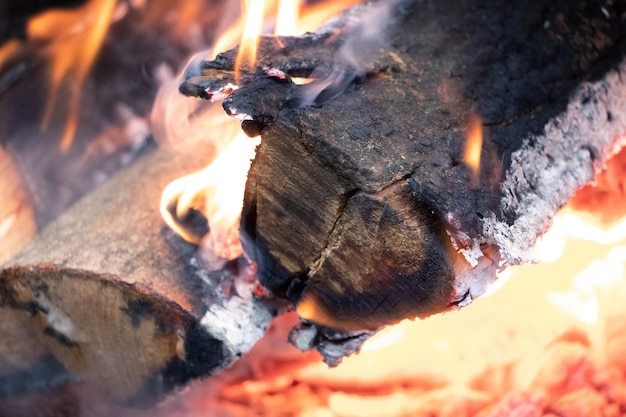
(227, 108, 253, 121)
(289, 322, 376, 367)
(208, 83, 239, 102)
(471, 67, 626, 269)
(190, 255, 275, 365)
(444, 65, 626, 315)
(451, 245, 501, 309)
(200, 296, 273, 361)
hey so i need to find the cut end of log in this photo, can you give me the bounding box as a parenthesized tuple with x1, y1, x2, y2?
(0, 147, 279, 405)
(284, 181, 496, 331)
(0, 265, 227, 405)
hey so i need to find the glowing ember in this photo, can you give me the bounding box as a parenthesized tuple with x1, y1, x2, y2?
(569, 145, 626, 228)
(27, 0, 116, 150)
(463, 115, 483, 184)
(162, 205, 626, 417)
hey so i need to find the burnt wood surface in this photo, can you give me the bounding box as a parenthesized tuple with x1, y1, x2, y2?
(182, 0, 626, 351)
(0, 144, 277, 406)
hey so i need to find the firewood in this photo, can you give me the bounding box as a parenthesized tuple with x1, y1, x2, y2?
(181, 0, 626, 360)
(0, 145, 36, 264)
(0, 145, 277, 405)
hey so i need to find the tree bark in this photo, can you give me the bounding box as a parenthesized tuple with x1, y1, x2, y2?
(181, 0, 626, 360)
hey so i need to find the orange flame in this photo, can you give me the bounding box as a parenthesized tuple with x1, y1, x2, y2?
(298, 0, 363, 32)
(275, 0, 300, 36)
(235, 0, 267, 80)
(159, 0, 360, 255)
(180, 206, 626, 417)
(296, 292, 340, 329)
(0, 39, 22, 71)
(27, 0, 116, 151)
(160, 132, 260, 263)
(463, 115, 483, 184)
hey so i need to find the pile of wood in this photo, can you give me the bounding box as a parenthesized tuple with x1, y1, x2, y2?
(2, 0, 626, 412)
(0, 144, 280, 407)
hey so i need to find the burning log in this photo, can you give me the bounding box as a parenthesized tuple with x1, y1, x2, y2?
(0, 144, 277, 405)
(181, 0, 626, 361)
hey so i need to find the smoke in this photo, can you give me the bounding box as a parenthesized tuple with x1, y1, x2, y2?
(299, 0, 403, 105)
(150, 51, 241, 152)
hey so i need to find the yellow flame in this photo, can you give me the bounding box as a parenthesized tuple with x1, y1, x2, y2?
(213, 16, 248, 60)
(160, 132, 260, 262)
(235, 0, 266, 79)
(28, 0, 116, 151)
(296, 293, 335, 326)
(275, 0, 300, 36)
(463, 115, 483, 183)
(159, 0, 366, 259)
(533, 208, 626, 325)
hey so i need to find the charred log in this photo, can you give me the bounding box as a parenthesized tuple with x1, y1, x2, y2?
(182, 0, 626, 361)
(0, 145, 277, 405)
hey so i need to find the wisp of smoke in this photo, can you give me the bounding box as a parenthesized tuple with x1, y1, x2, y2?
(299, 0, 402, 105)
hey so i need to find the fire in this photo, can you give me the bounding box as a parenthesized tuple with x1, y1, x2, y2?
(154, 3, 626, 411)
(158, 0, 361, 263)
(160, 132, 261, 267)
(275, 0, 300, 36)
(235, 0, 266, 78)
(299, 0, 364, 32)
(463, 115, 483, 183)
(153, 130, 626, 416)
(0, 39, 21, 71)
(164, 203, 626, 416)
(27, 0, 116, 150)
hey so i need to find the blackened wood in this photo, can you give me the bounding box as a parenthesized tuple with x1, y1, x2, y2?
(0, 145, 276, 404)
(182, 0, 626, 348)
